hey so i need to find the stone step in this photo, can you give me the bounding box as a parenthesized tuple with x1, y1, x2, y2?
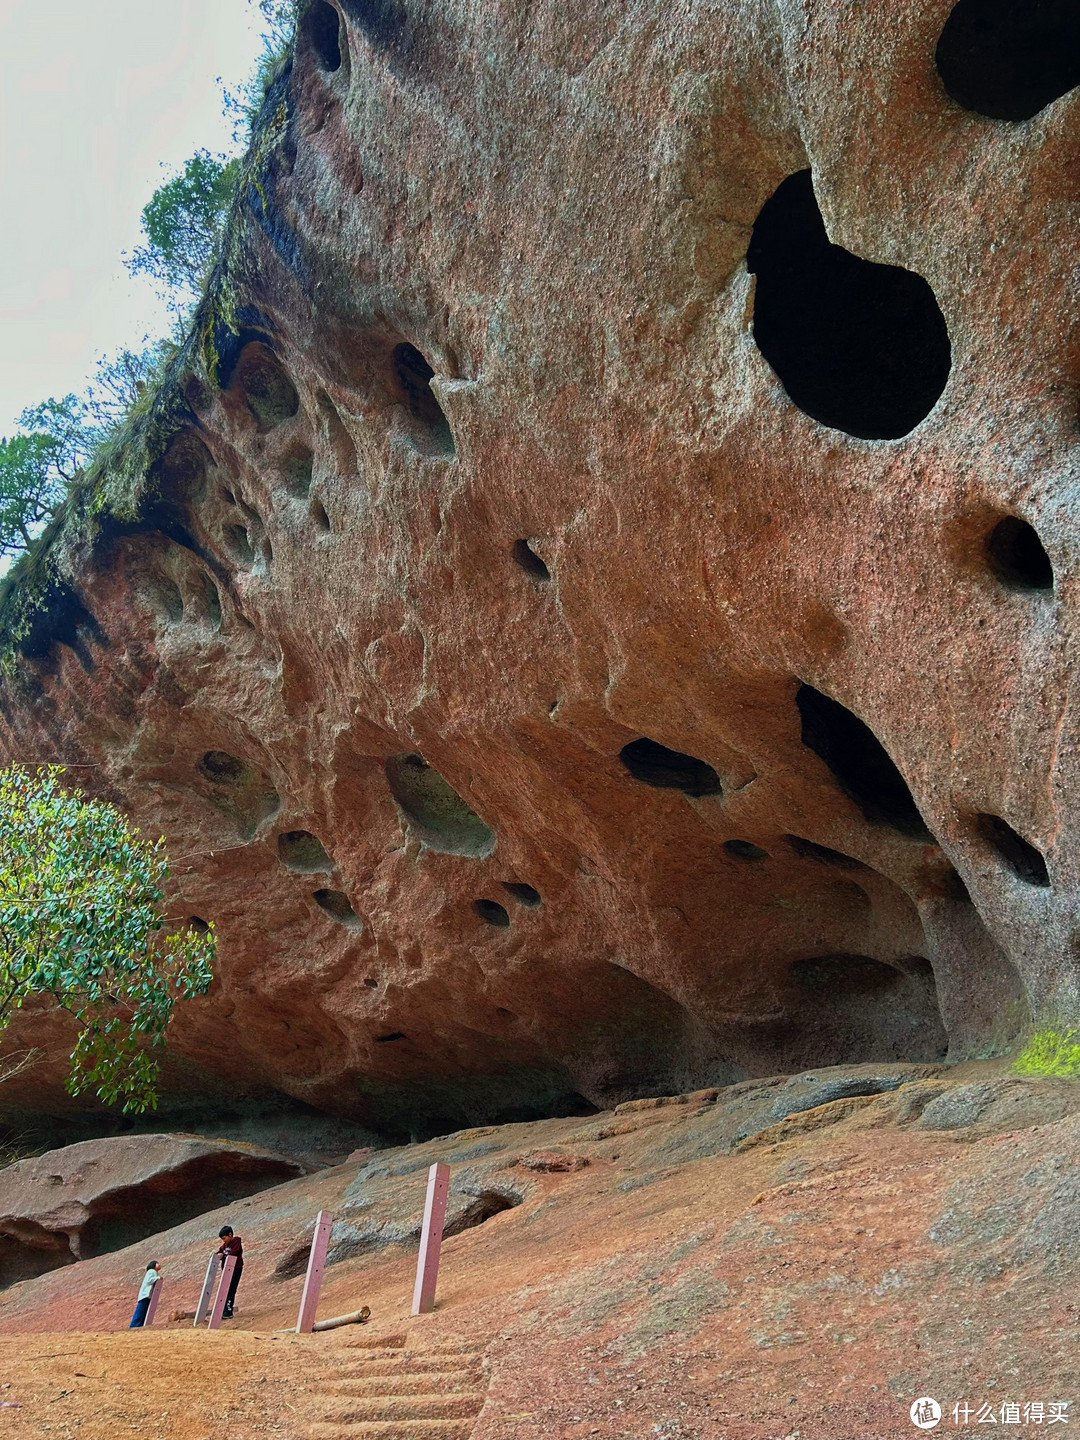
(316, 1392, 486, 1423)
(304, 1416, 476, 1440)
(329, 1355, 482, 1377)
(328, 1373, 482, 1398)
(335, 1333, 408, 1351)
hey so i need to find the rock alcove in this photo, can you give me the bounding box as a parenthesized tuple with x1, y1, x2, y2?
(0, 1, 1063, 1140)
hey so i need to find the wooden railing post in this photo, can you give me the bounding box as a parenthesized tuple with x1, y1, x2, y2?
(411, 1162, 450, 1316)
(193, 1252, 217, 1327)
(296, 1210, 334, 1334)
(207, 1254, 236, 1330)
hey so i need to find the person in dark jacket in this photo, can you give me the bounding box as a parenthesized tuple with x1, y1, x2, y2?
(216, 1226, 243, 1319)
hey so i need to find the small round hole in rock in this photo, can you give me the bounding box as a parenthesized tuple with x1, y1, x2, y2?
(977, 813, 1050, 886)
(502, 882, 542, 907)
(392, 343, 455, 455)
(278, 830, 334, 873)
(189, 916, 211, 934)
(474, 899, 511, 927)
(986, 516, 1053, 591)
(375, 1031, 406, 1043)
(512, 539, 550, 581)
(935, 0, 1080, 121)
(747, 170, 951, 440)
(311, 500, 331, 532)
(198, 751, 248, 785)
(724, 839, 769, 861)
(619, 738, 722, 797)
(313, 888, 361, 927)
(363, 976, 379, 989)
(304, 0, 343, 71)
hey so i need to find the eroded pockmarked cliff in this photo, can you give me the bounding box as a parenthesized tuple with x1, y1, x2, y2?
(0, 0, 1077, 1137)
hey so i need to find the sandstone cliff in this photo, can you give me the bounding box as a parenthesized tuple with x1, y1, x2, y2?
(0, 0, 1077, 1137)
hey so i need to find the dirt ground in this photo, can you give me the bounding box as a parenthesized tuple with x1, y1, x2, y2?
(2, 1061, 1079, 1439)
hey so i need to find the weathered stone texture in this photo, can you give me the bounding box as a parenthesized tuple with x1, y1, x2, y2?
(0, 1134, 302, 1285)
(0, 0, 1078, 1134)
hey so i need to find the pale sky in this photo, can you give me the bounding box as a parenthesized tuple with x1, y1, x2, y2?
(0, 0, 267, 434)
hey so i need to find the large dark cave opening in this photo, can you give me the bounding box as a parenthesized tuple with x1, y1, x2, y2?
(746, 170, 951, 440)
(936, 0, 1080, 120)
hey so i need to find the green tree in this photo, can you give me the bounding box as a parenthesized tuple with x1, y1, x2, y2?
(0, 395, 92, 558)
(125, 150, 241, 311)
(85, 339, 175, 431)
(0, 768, 215, 1112)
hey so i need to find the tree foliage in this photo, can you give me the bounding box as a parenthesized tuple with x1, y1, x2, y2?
(0, 768, 215, 1112)
(0, 396, 94, 558)
(125, 150, 241, 312)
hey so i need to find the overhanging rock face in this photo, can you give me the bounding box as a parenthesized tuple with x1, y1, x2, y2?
(1, 0, 1077, 1136)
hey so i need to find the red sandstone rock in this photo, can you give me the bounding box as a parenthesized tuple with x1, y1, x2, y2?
(0, 0, 1076, 1134)
(518, 1151, 590, 1173)
(0, 1135, 302, 1286)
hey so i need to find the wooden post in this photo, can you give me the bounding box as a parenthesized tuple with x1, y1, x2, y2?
(296, 1210, 334, 1335)
(207, 1254, 236, 1330)
(193, 1252, 217, 1327)
(411, 1162, 450, 1315)
(143, 1277, 163, 1327)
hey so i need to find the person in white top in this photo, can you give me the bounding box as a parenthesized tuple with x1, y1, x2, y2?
(128, 1261, 161, 1328)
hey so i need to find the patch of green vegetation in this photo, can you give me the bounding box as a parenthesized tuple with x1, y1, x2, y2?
(1013, 1026, 1080, 1079)
(0, 7, 301, 666)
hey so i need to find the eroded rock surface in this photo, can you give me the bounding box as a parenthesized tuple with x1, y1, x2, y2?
(0, 0, 1077, 1133)
(0, 1134, 302, 1286)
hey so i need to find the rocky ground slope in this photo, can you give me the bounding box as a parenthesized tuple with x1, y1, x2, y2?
(1, 1059, 1078, 1437)
(0, 0, 1077, 1133)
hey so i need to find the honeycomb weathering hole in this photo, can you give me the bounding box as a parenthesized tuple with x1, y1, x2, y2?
(512, 539, 551, 581)
(234, 343, 300, 430)
(305, 0, 344, 72)
(978, 813, 1050, 886)
(445, 1189, 522, 1236)
(796, 684, 930, 838)
(384, 753, 496, 857)
(313, 888, 361, 927)
(198, 750, 248, 785)
(278, 830, 334, 873)
(936, 0, 1080, 121)
(746, 170, 952, 440)
(785, 834, 868, 870)
(986, 516, 1054, 591)
(474, 898, 511, 927)
(502, 882, 542, 907)
(392, 344, 455, 455)
(618, 738, 722, 797)
(280, 447, 314, 499)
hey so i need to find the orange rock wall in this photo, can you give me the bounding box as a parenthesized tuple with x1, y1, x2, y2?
(1, 0, 1077, 1135)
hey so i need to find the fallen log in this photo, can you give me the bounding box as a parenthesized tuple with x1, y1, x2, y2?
(313, 1306, 371, 1332)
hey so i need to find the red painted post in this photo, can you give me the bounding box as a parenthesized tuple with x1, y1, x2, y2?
(412, 1162, 450, 1315)
(207, 1254, 236, 1330)
(193, 1252, 217, 1326)
(296, 1210, 334, 1334)
(143, 1277, 163, 1327)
